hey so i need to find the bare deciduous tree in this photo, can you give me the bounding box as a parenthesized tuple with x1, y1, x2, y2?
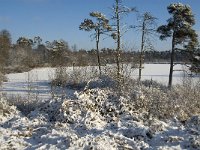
(111, 0, 136, 82)
(135, 12, 157, 81)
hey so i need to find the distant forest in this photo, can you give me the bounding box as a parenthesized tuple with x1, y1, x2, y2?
(6, 42, 192, 72)
(0, 29, 194, 74)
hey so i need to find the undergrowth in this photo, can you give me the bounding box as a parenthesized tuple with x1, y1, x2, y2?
(1, 65, 200, 121)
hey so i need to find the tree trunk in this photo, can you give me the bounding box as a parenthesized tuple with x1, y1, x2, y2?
(96, 29, 101, 76)
(139, 20, 145, 81)
(168, 32, 175, 88)
(116, 0, 121, 81)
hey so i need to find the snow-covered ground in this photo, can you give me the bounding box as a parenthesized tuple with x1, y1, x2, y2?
(0, 65, 200, 149)
(0, 64, 200, 150)
(0, 77, 200, 149)
(1, 64, 199, 100)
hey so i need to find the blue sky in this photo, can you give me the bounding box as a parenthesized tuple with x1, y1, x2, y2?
(0, 0, 199, 51)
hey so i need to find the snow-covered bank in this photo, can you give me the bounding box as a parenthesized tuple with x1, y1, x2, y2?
(0, 83, 200, 150)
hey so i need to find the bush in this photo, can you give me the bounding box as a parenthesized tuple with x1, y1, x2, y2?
(113, 74, 200, 121)
(51, 67, 68, 87)
(6, 94, 43, 116)
(170, 78, 200, 120)
(51, 66, 99, 90)
(0, 72, 7, 85)
(68, 66, 99, 89)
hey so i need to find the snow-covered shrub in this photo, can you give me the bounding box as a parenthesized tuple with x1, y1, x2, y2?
(136, 86, 172, 119)
(68, 66, 100, 89)
(95, 66, 200, 121)
(51, 66, 99, 90)
(84, 75, 116, 90)
(116, 75, 200, 121)
(29, 87, 120, 125)
(172, 83, 200, 120)
(28, 77, 140, 125)
(51, 67, 68, 86)
(0, 97, 19, 122)
(103, 64, 132, 85)
(67, 67, 90, 89)
(134, 82, 199, 120)
(6, 95, 43, 115)
(28, 98, 64, 122)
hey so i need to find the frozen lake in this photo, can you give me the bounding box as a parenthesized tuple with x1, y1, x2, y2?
(1, 64, 199, 100)
(132, 63, 195, 84)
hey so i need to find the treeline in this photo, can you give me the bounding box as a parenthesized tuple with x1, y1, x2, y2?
(76, 48, 191, 65)
(0, 30, 192, 74)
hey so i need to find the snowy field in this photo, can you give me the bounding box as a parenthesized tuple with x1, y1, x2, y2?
(0, 64, 200, 149)
(1, 64, 199, 100)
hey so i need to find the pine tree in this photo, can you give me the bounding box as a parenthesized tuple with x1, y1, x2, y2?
(79, 12, 111, 76)
(45, 40, 69, 66)
(157, 3, 198, 88)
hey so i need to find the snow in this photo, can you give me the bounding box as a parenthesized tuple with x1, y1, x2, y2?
(0, 64, 200, 149)
(1, 64, 199, 100)
(0, 84, 200, 149)
(132, 64, 187, 84)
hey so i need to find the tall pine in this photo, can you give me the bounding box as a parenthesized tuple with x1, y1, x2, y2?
(157, 3, 198, 88)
